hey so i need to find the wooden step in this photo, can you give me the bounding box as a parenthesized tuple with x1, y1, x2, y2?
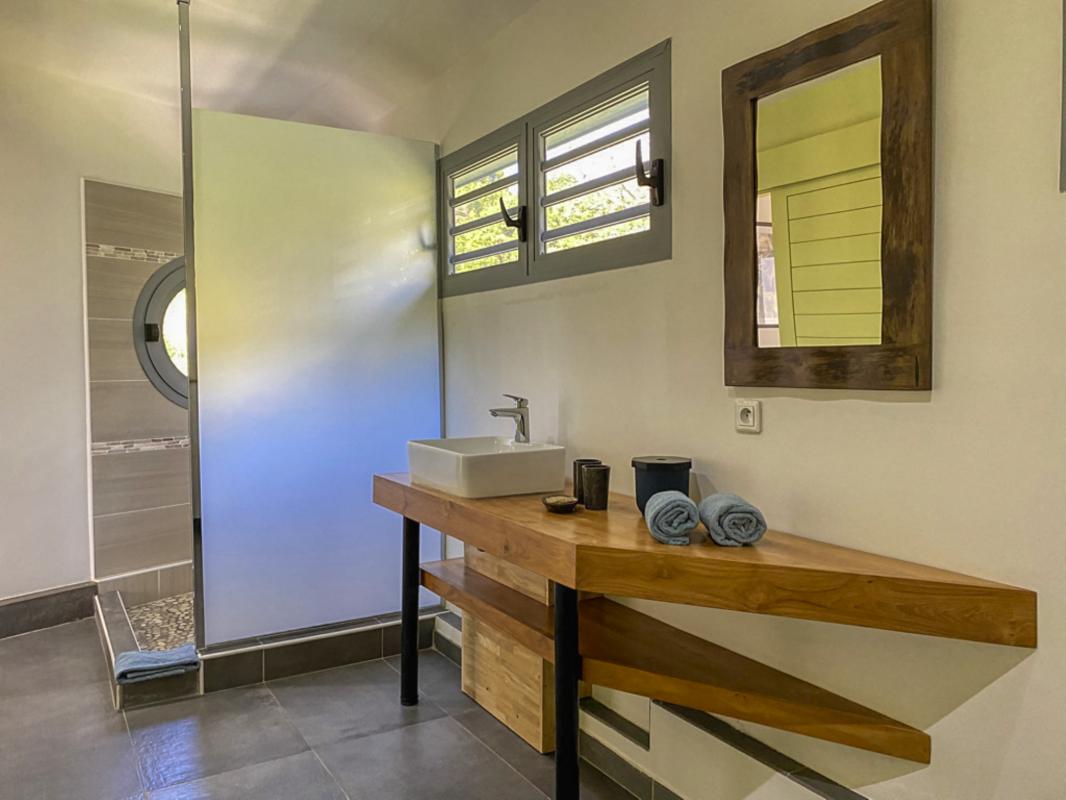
(422, 559, 931, 763)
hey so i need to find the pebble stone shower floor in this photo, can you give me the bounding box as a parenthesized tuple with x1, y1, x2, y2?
(127, 593, 195, 652)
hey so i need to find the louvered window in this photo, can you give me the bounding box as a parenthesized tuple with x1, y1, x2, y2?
(538, 84, 651, 253)
(438, 41, 670, 296)
(447, 145, 521, 274)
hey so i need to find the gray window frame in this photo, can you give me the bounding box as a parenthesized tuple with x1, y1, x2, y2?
(438, 121, 528, 295)
(133, 256, 189, 408)
(438, 40, 671, 297)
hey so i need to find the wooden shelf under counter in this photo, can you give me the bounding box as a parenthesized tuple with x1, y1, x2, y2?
(422, 558, 931, 763)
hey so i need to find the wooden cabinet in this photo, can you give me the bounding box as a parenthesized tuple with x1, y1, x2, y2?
(461, 548, 561, 752)
(462, 615, 555, 752)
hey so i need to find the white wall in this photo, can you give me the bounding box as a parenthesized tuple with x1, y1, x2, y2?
(0, 61, 180, 599)
(382, 1, 1066, 797)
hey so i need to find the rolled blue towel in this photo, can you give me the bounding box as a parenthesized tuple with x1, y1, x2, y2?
(698, 493, 767, 547)
(644, 490, 700, 546)
(114, 643, 199, 684)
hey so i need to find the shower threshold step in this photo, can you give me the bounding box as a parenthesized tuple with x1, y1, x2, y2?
(93, 590, 200, 710)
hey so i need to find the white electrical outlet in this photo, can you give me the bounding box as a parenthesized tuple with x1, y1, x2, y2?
(734, 399, 761, 433)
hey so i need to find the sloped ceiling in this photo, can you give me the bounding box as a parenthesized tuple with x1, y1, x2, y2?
(0, 0, 535, 130)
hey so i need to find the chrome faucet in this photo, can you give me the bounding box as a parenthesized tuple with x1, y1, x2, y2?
(489, 394, 530, 443)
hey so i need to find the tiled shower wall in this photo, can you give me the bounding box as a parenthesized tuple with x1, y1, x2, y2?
(84, 180, 193, 604)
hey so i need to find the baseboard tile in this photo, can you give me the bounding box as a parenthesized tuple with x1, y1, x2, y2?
(656, 702, 870, 800)
(201, 612, 439, 693)
(433, 628, 462, 666)
(0, 582, 97, 639)
(581, 697, 651, 750)
(580, 731, 653, 800)
(438, 610, 463, 632)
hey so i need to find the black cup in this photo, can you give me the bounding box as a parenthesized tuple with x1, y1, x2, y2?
(581, 464, 611, 510)
(572, 458, 602, 503)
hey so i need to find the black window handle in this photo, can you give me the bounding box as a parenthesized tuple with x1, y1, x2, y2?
(499, 197, 528, 242)
(635, 139, 665, 207)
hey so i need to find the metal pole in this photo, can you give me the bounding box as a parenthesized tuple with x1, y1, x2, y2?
(400, 517, 421, 706)
(177, 0, 205, 651)
(554, 584, 581, 800)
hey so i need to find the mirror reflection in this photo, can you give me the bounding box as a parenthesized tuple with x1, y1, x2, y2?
(755, 57, 883, 348)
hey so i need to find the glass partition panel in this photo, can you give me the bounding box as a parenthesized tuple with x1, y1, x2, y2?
(192, 110, 441, 646)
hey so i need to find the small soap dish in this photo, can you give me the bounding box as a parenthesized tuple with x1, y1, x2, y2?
(542, 495, 579, 514)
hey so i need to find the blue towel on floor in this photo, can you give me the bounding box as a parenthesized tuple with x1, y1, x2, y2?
(698, 493, 767, 547)
(644, 490, 700, 546)
(114, 643, 199, 684)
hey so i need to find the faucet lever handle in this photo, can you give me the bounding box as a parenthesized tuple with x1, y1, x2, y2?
(502, 393, 528, 408)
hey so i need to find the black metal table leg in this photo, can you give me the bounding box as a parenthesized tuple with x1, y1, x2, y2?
(554, 583, 580, 800)
(400, 516, 420, 706)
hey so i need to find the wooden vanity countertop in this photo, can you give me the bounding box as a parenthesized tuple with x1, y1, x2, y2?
(373, 473, 1036, 647)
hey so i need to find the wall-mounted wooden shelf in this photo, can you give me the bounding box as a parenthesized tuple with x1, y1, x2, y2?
(422, 559, 931, 762)
(377, 473, 1037, 647)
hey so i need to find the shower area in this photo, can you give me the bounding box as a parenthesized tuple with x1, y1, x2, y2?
(85, 99, 443, 705)
(85, 179, 196, 655)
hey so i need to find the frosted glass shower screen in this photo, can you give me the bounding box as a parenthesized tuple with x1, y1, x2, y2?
(192, 110, 441, 646)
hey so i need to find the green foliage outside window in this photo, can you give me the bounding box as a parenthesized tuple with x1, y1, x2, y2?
(451, 171, 649, 271)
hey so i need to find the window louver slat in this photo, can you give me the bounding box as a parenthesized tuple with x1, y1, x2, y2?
(538, 85, 652, 253)
(446, 145, 521, 276)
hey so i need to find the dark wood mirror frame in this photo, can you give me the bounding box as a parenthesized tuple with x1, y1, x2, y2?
(722, 0, 932, 390)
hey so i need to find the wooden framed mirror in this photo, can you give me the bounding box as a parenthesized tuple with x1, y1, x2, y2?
(722, 0, 932, 390)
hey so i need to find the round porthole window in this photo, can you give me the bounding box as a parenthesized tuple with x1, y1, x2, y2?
(133, 257, 189, 407)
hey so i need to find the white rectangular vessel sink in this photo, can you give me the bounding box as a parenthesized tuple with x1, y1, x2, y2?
(408, 436, 565, 499)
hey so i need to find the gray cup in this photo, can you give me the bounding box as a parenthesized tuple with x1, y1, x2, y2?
(581, 464, 611, 510)
(572, 458, 602, 503)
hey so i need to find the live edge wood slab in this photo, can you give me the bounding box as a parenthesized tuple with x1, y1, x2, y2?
(374, 473, 1037, 648)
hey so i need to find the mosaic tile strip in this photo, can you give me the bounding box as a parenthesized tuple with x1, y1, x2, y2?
(91, 436, 190, 456)
(128, 592, 195, 652)
(85, 242, 180, 264)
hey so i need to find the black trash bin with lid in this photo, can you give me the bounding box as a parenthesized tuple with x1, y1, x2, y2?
(631, 456, 693, 513)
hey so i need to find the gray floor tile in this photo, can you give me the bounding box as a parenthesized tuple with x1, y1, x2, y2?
(146, 751, 345, 800)
(0, 680, 143, 800)
(385, 649, 479, 715)
(0, 611, 640, 800)
(126, 685, 308, 791)
(0, 619, 108, 699)
(454, 706, 635, 800)
(269, 658, 446, 747)
(453, 705, 557, 794)
(316, 716, 545, 800)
